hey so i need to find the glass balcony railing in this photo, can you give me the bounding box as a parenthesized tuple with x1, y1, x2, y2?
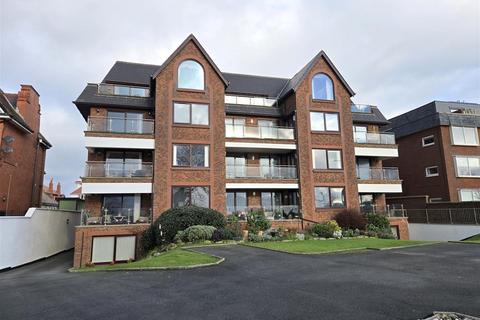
(84, 161, 153, 178)
(351, 104, 372, 113)
(97, 83, 150, 97)
(353, 131, 395, 145)
(357, 167, 400, 180)
(225, 124, 295, 140)
(227, 205, 300, 220)
(87, 116, 154, 134)
(81, 208, 152, 225)
(226, 165, 297, 179)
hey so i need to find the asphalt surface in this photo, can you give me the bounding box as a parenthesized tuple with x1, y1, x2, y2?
(0, 243, 479, 320)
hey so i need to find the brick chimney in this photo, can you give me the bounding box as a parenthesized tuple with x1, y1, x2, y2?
(16, 85, 41, 132)
(56, 182, 62, 195)
(48, 178, 53, 193)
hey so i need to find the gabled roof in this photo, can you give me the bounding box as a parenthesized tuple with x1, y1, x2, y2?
(223, 73, 288, 97)
(0, 89, 33, 133)
(278, 51, 355, 100)
(152, 34, 229, 86)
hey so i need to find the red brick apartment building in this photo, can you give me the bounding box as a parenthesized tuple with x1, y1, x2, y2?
(73, 35, 404, 267)
(384, 101, 480, 207)
(0, 85, 51, 216)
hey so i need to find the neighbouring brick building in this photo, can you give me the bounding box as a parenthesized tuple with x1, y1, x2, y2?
(384, 101, 480, 207)
(0, 85, 52, 216)
(72, 34, 405, 267)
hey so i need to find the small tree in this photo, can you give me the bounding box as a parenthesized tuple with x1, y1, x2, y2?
(334, 209, 367, 230)
(246, 209, 271, 234)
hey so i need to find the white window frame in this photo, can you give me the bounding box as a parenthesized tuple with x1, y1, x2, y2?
(422, 135, 435, 147)
(450, 126, 479, 146)
(458, 188, 480, 202)
(425, 166, 439, 177)
(453, 155, 480, 178)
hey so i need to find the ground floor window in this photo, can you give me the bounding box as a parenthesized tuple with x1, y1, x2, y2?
(314, 187, 345, 208)
(459, 189, 480, 202)
(359, 194, 374, 213)
(172, 186, 210, 208)
(226, 191, 247, 215)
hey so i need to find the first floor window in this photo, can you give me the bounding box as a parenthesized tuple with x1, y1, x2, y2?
(422, 135, 435, 147)
(314, 187, 345, 208)
(173, 144, 209, 167)
(459, 189, 480, 202)
(310, 112, 339, 132)
(454, 156, 480, 177)
(425, 166, 439, 177)
(173, 103, 209, 125)
(172, 186, 210, 208)
(103, 195, 135, 216)
(312, 149, 342, 169)
(451, 126, 479, 146)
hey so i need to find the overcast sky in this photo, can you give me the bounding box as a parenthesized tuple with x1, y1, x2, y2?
(1, 0, 479, 193)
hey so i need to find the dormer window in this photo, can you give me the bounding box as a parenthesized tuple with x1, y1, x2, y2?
(312, 73, 334, 100)
(178, 60, 204, 90)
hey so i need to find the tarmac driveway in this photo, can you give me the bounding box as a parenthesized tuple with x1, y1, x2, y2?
(0, 243, 479, 319)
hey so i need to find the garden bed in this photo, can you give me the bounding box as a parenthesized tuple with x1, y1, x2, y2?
(70, 248, 223, 272)
(243, 238, 435, 254)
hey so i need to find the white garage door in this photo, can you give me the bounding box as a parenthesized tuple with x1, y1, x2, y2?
(115, 236, 136, 261)
(92, 236, 115, 263)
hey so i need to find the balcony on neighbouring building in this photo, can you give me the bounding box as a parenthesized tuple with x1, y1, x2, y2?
(97, 83, 150, 98)
(84, 161, 153, 178)
(353, 131, 395, 145)
(357, 167, 402, 193)
(357, 167, 400, 180)
(226, 124, 295, 140)
(81, 207, 152, 225)
(226, 164, 298, 179)
(87, 116, 154, 135)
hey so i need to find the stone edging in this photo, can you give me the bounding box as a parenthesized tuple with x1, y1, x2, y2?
(448, 240, 480, 245)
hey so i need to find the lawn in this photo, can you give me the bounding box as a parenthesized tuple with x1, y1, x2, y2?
(73, 249, 221, 272)
(463, 234, 480, 243)
(244, 238, 433, 254)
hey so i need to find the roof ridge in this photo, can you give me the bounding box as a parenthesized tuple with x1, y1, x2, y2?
(114, 60, 160, 67)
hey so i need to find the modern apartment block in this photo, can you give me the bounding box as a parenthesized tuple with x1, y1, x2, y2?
(384, 101, 480, 207)
(73, 35, 403, 266)
(0, 85, 51, 215)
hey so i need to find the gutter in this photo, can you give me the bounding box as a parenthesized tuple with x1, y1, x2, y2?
(0, 115, 33, 134)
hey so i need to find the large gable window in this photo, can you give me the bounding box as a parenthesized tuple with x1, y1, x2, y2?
(178, 60, 204, 90)
(312, 73, 334, 100)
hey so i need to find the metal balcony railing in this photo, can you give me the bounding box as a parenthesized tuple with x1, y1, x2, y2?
(87, 116, 154, 134)
(225, 124, 295, 140)
(227, 205, 300, 220)
(97, 83, 150, 97)
(81, 208, 152, 225)
(353, 131, 395, 145)
(226, 164, 298, 179)
(84, 161, 153, 178)
(357, 167, 400, 180)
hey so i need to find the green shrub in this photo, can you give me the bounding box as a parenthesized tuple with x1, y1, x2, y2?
(248, 233, 264, 242)
(334, 209, 367, 230)
(366, 214, 390, 231)
(211, 228, 236, 242)
(154, 206, 226, 242)
(246, 210, 271, 234)
(141, 224, 160, 253)
(312, 220, 341, 238)
(225, 215, 242, 238)
(176, 225, 217, 243)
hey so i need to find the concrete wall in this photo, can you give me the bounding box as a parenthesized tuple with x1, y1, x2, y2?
(0, 208, 80, 270)
(408, 223, 480, 241)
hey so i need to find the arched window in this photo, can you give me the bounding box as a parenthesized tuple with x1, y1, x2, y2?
(177, 60, 204, 90)
(312, 73, 334, 100)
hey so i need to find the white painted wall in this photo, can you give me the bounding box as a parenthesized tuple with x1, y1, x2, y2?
(408, 223, 480, 241)
(358, 183, 402, 193)
(82, 182, 152, 194)
(354, 146, 398, 157)
(0, 208, 81, 270)
(85, 136, 154, 149)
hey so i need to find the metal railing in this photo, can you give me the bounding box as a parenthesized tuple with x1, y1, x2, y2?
(405, 208, 479, 225)
(225, 124, 295, 140)
(353, 131, 395, 145)
(87, 116, 154, 134)
(226, 164, 297, 179)
(97, 83, 150, 97)
(81, 208, 152, 225)
(357, 167, 400, 180)
(227, 205, 300, 220)
(84, 161, 153, 177)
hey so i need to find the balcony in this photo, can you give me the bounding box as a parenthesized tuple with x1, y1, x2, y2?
(84, 161, 153, 178)
(81, 208, 152, 225)
(353, 131, 395, 145)
(226, 124, 295, 140)
(227, 205, 300, 220)
(351, 104, 372, 113)
(357, 167, 400, 180)
(226, 165, 297, 179)
(97, 83, 149, 98)
(87, 116, 154, 135)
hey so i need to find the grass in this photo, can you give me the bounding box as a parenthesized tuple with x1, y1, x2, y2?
(72, 248, 221, 272)
(462, 234, 480, 243)
(244, 238, 434, 254)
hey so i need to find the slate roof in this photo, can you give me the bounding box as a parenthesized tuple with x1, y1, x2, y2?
(225, 104, 283, 117)
(0, 89, 32, 132)
(352, 106, 390, 125)
(103, 61, 158, 86)
(223, 73, 288, 97)
(384, 101, 480, 138)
